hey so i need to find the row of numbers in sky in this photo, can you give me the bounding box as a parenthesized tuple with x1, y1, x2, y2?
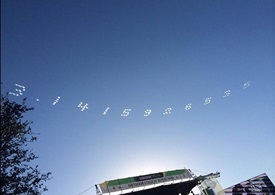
(9, 81, 251, 117)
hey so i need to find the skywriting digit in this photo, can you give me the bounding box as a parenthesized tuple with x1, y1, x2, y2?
(103, 107, 110, 115)
(163, 107, 172, 115)
(78, 102, 89, 111)
(9, 84, 26, 96)
(144, 109, 152, 117)
(204, 97, 212, 105)
(243, 81, 251, 89)
(185, 103, 192, 111)
(223, 90, 231, 98)
(121, 109, 131, 117)
(53, 96, 61, 105)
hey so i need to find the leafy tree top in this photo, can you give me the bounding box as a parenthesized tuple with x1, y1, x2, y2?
(1, 94, 51, 195)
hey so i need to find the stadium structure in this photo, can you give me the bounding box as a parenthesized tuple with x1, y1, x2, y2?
(95, 169, 275, 195)
(224, 173, 275, 195)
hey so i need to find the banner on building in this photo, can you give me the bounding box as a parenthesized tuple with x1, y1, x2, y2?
(99, 169, 193, 193)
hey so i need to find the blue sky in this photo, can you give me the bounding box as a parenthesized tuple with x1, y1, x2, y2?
(1, 0, 275, 194)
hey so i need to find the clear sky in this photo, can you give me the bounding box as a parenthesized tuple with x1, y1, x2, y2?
(1, 0, 275, 195)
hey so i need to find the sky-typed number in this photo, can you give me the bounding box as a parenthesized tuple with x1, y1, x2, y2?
(8, 81, 251, 117)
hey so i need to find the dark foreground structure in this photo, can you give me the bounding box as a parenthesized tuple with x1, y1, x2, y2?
(96, 169, 222, 195)
(96, 170, 275, 195)
(122, 179, 198, 195)
(224, 173, 275, 195)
